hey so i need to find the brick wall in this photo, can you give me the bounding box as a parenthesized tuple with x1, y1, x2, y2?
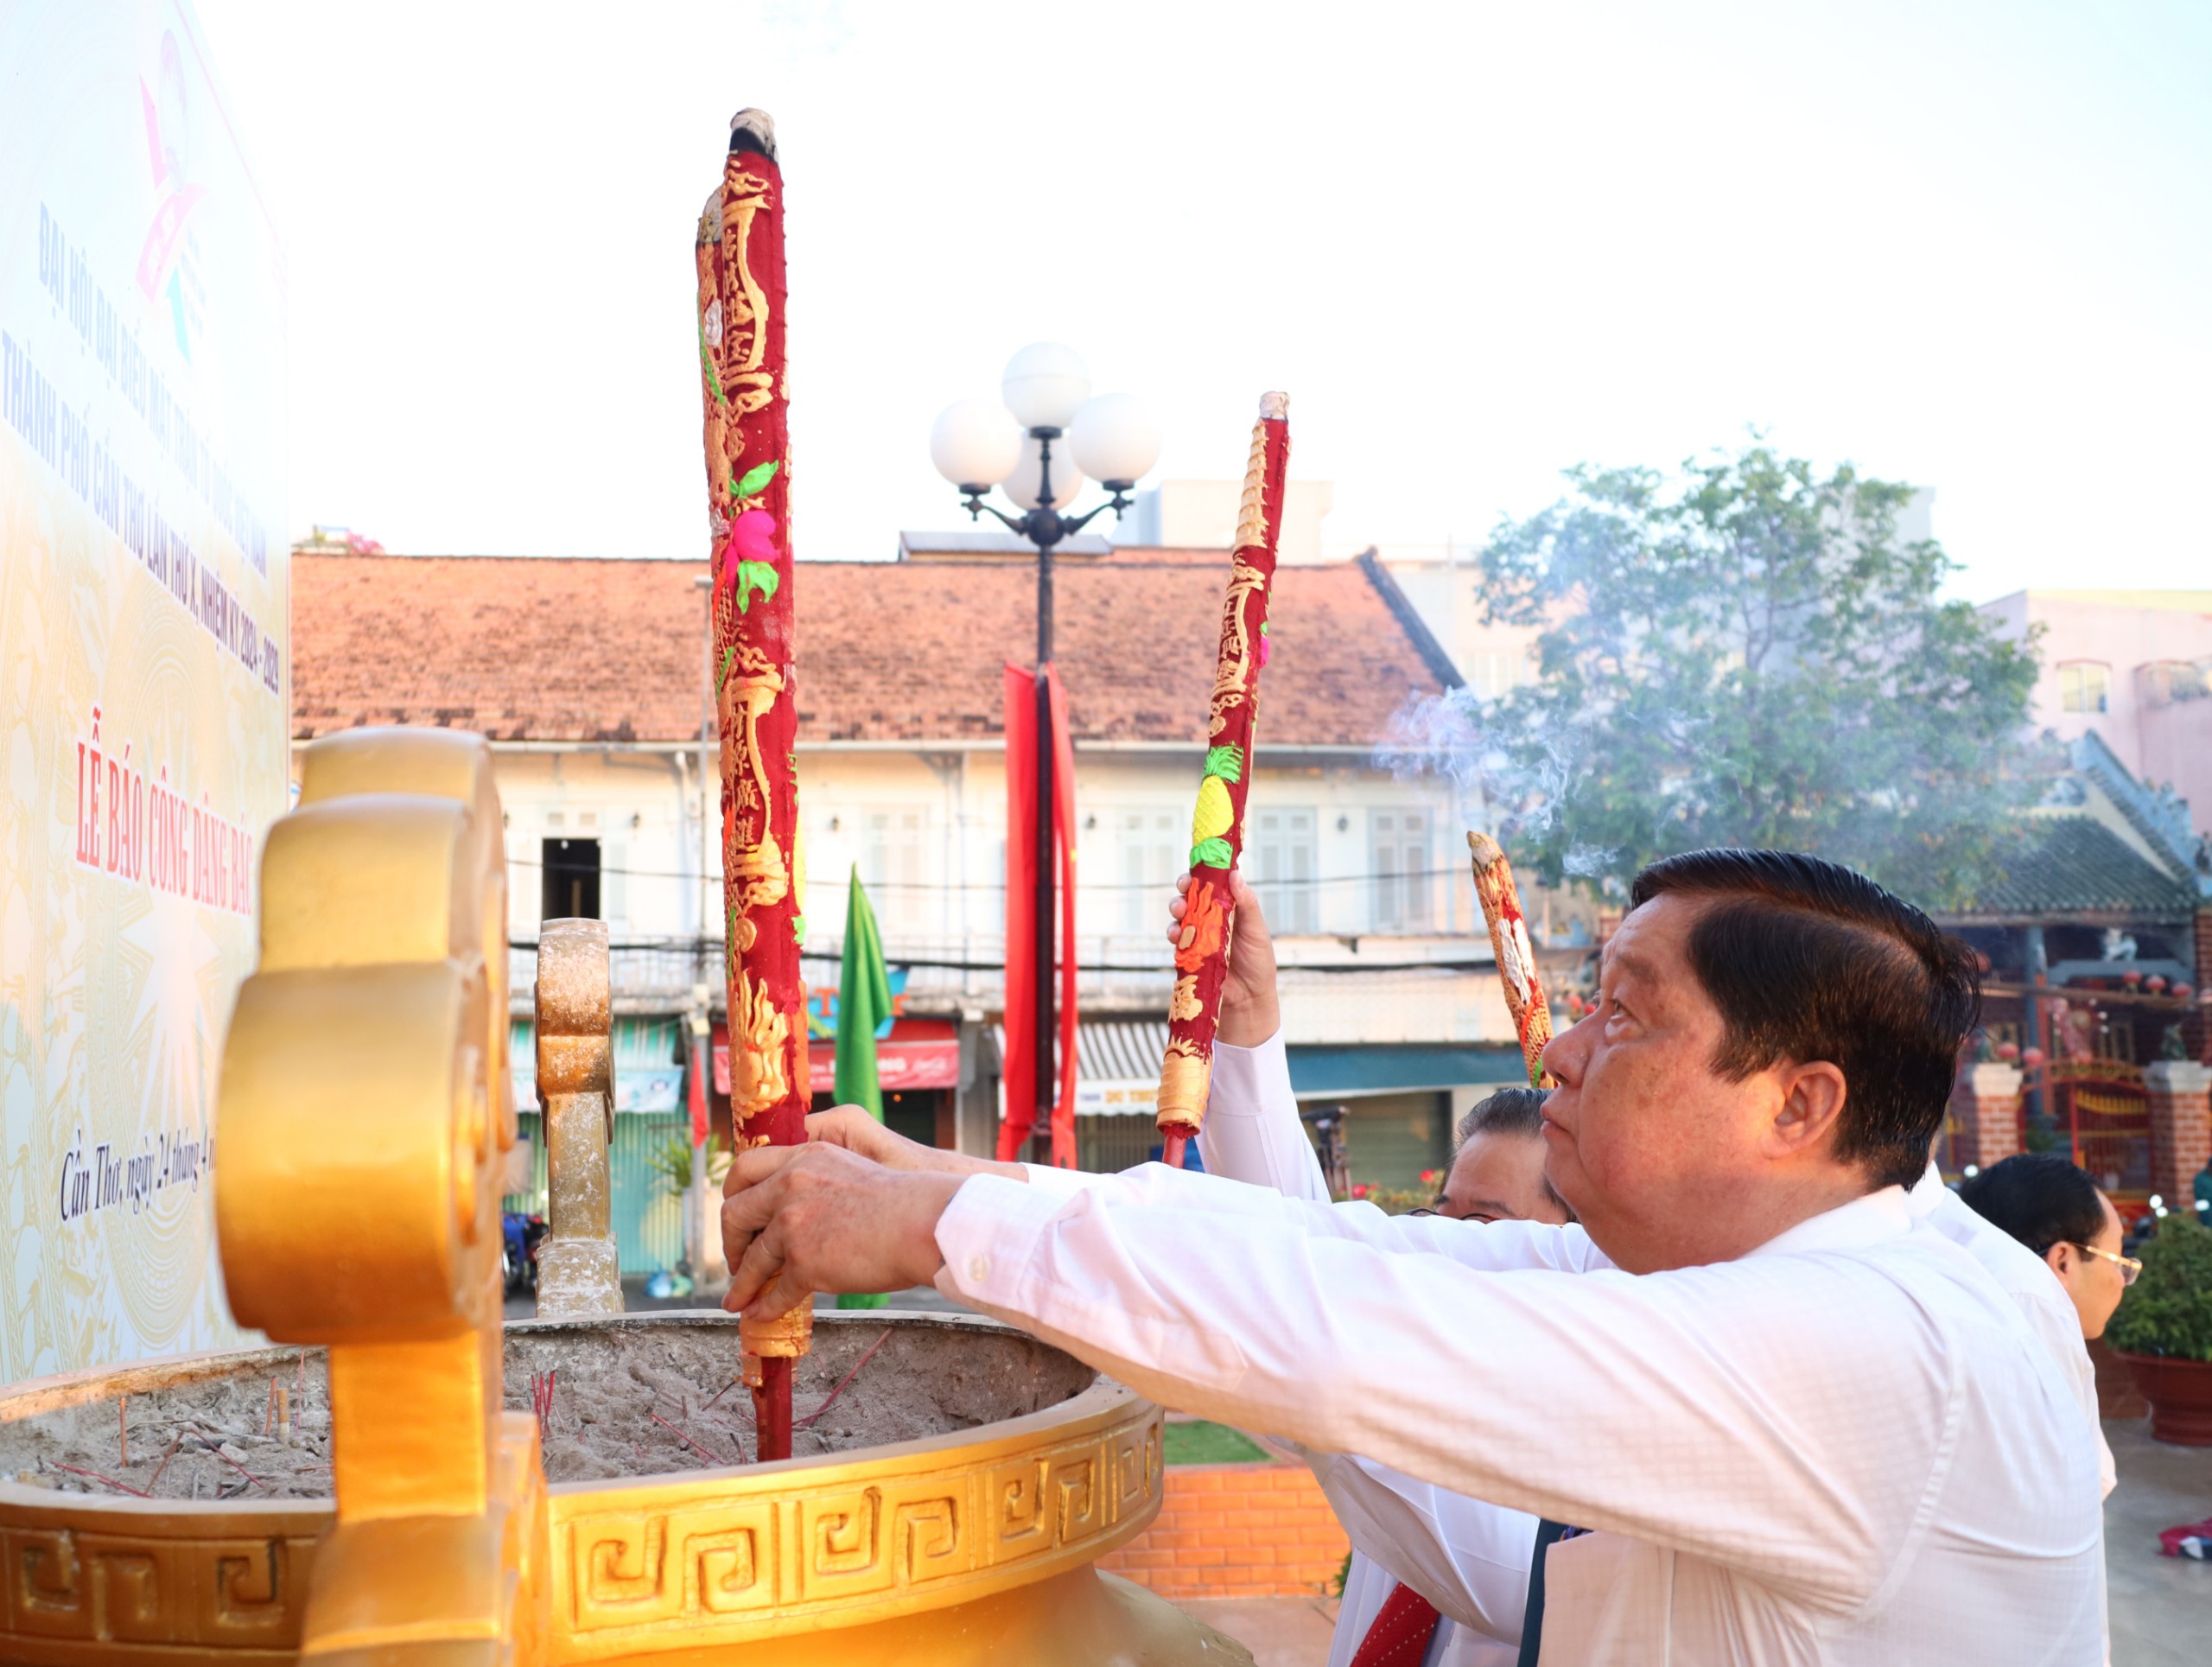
(1949, 1063, 2025, 1171)
(1097, 1460, 1351, 1600)
(2145, 1060, 2212, 1205)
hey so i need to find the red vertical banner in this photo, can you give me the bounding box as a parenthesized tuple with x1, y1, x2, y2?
(998, 664, 1039, 1161)
(696, 110, 807, 1458)
(688, 1035, 710, 1146)
(1047, 665, 1080, 1169)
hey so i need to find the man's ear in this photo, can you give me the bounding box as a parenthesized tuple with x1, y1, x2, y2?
(1770, 1060, 1849, 1159)
(2045, 1240, 2078, 1281)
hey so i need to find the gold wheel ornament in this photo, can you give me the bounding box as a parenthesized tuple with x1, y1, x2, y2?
(216, 728, 545, 1659)
(0, 725, 1243, 1665)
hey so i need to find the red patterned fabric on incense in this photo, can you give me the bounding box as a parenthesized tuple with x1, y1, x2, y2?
(696, 107, 810, 1460)
(1156, 394, 1291, 1165)
(1466, 831, 1556, 1087)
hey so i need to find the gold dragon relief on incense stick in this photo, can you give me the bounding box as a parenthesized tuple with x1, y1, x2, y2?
(719, 645, 791, 949)
(1232, 417, 1270, 550)
(729, 965, 791, 1123)
(1208, 552, 1268, 739)
(1169, 976, 1203, 1022)
(715, 164, 777, 423)
(1156, 1041, 1211, 1129)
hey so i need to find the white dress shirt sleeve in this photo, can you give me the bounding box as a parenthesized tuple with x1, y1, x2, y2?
(933, 1167, 1957, 1613)
(1196, 1030, 1335, 1204)
(1019, 1161, 1110, 1200)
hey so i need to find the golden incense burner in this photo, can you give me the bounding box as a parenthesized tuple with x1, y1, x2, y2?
(0, 729, 1240, 1665)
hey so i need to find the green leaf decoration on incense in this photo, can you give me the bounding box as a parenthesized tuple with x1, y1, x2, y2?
(791, 914, 807, 945)
(734, 460, 779, 500)
(734, 561, 780, 613)
(717, 646, 736, 691)
(1204, 744, 1243, 783)
(1191, 837, 1233, 869)
(698, 318, 726, 407)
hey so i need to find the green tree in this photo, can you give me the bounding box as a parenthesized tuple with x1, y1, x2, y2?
(1463, 442, 2049, 907)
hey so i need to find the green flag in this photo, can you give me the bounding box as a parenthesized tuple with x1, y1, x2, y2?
(835, 866, 895, 1309)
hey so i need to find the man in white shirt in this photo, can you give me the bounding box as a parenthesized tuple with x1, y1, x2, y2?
(1192, 870, 1554, 1667)
(723, 848, 2107, 1664)
(1193, 871, 2113, 1665)
(1208, 1064, 1557, 1667)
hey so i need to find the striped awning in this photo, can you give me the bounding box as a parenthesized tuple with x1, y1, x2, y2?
(991, 1020, 1170, 1117)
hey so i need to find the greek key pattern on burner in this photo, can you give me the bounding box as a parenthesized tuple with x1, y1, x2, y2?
(0, 1522, 317, 1654)
(555, 1409, 1162, 1641)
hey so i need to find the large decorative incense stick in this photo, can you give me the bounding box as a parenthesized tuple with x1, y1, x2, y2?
(696, 108, 810, 1460)
(1466, 830, 1556, 1087)
(1156, 394, 1291, 1165)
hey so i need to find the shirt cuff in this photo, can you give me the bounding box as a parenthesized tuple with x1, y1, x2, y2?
(1206, 1027, 1291, 1118)
(933, 1172, 1067, 1310)
(1019, 1162, 1110, 1200)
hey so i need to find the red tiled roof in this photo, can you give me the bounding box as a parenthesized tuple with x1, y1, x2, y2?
(290, 550, 1445, 747)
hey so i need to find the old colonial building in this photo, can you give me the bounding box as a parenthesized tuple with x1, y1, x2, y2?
(292, 541, 1543, 1270)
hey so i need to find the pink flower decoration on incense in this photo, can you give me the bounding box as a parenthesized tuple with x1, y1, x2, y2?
(722, 509, 777, 585)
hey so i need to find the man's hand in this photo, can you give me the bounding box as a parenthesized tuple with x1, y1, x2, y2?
(792, 1105, 1022, 1181)
(1166, 867, 1280, 1047)
(720, 1143, 963, 1319)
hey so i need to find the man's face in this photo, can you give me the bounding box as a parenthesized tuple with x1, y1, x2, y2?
(1538, 892, 1820, 1272)
(1439, 1131, 1570, 1225)
(2050, 1192, 2128, 1341)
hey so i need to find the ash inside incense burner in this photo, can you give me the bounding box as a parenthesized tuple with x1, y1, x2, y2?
(0, 1346, 338, 1501)
(0, 1313, 1096, 1501)
(507, 1313, 1096, 1482)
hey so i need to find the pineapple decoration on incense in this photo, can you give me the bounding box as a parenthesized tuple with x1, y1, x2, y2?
(1156, 394, 1292, 1166)
(1466, 831, 1558, 1087)
(696, 108, 811, 1460)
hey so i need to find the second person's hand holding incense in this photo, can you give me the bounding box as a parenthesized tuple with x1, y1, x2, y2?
(1166, 868, 1280, 1047)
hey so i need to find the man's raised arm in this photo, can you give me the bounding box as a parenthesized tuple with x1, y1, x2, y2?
(922, 1168, 1960, 1616)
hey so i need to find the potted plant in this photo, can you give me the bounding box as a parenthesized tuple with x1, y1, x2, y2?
(2107, 1213, 2212, 1444)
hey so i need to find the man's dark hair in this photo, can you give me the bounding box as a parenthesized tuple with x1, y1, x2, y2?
(1455, 1085, 1549, 1145)
(1956, 1154, 2107, 1259)
(1630, 848, 1980, 1191)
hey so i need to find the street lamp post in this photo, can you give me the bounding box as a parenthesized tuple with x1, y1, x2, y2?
(930, 347, 1160, 1161)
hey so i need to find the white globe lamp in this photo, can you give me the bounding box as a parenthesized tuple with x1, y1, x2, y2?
(1001, 342, 1091, 432)
(1068, 392, 1160, 487)
(1001, 433, 1085, 512)
(929, 398, 1022, 490)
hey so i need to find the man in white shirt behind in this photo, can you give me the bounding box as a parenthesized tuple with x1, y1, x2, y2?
(722, 848, 2107, 1664)
(1192, 862, 1558, 1667)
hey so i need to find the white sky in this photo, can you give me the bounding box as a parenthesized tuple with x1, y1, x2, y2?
(194, 0, 2212, 602)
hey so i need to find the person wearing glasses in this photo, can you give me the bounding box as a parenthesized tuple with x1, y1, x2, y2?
(1959, 1154, 2135, 1343)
